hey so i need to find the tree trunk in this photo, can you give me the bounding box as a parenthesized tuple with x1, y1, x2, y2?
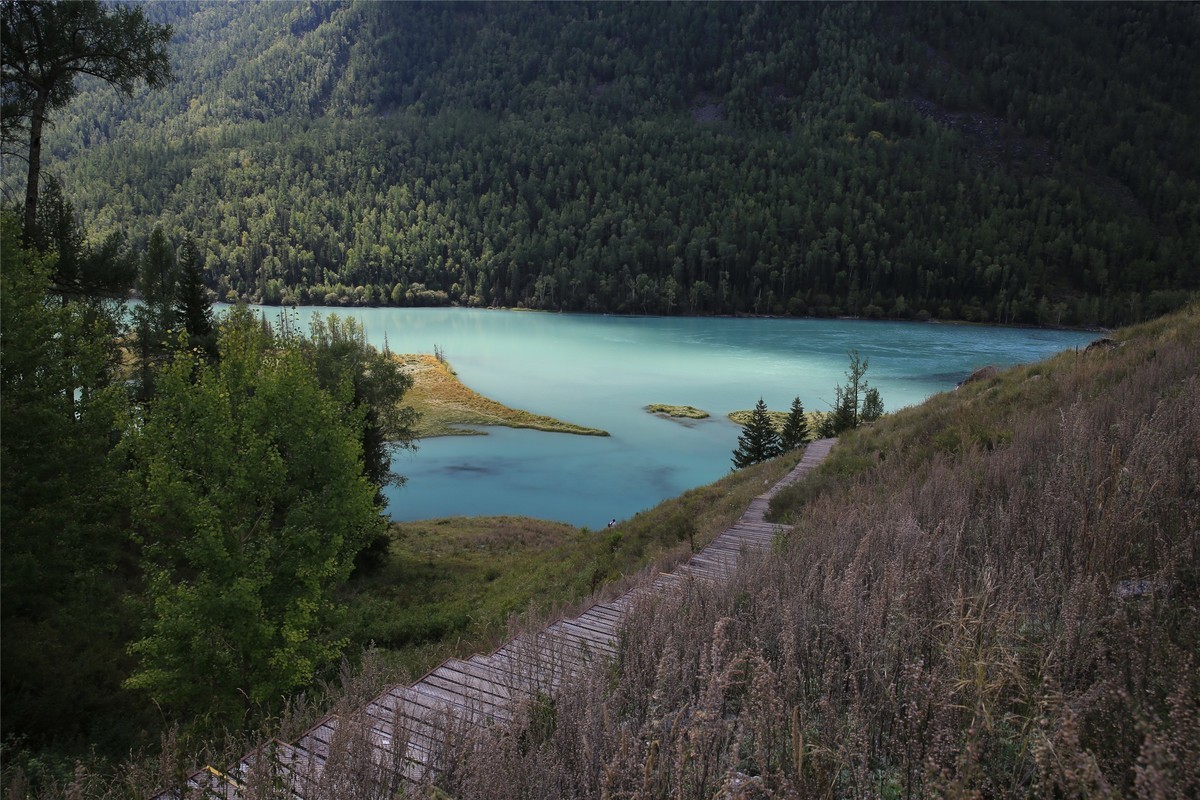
(23, 92, 47, 238)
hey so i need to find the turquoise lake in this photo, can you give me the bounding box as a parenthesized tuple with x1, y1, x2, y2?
(260, 307, 1097, 527)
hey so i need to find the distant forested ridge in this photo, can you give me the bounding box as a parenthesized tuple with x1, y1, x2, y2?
(26, 1, 1200, 326)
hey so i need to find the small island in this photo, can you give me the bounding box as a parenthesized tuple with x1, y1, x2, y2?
(398, 353, 608, 438)
(646, 404, 710, 419)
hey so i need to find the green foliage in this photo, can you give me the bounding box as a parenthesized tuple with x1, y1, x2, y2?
(302, 313, 417, 571)
(0, 212, 145, 752)
(779, 396, 810, 450)
(173, 234, 215, 358)
(828, 350, 880, 435)
(132, 225, 178, 397)
(860, 386, 884, 422)
(123, 307, 383, 727)
(646, 404, 709, 419)
(732, 398, 783, 469)
(664, 510, 698, 552)
(1, 0, 172, 232)
(25, 176, 136, 298)
(303, 313, 417, 495)
(33, 2, 1200, 326)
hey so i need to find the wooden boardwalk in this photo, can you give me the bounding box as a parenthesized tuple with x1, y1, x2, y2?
(156, 438, 836, 799)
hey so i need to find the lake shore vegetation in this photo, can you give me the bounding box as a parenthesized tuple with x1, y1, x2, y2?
(399, 353, 608, 438)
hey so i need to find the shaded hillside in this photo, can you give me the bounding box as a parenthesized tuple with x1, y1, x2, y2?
(26, 2, 1200, 326)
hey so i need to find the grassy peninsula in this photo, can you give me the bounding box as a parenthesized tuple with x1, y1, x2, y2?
(398, 353, 607, 438)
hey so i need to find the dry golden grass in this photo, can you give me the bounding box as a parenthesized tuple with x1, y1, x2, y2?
(396, 354, 607, 438)
(426, 305, 1200, 799)
(646, 403, 709, 418)
(728, 407, 825, 432)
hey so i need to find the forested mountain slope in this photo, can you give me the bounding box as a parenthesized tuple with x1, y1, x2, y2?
(28, 1, 1200, 326)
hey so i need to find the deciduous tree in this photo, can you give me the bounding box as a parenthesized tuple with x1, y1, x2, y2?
(830, 350, 877, 435)
(304, 313, 418, 570)
(861, 386, 884, 422)
(123, 307, 383, 726)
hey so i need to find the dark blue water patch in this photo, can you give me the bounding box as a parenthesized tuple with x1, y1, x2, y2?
(644, 464, 679, 495)
(653, 415, 708, 429)
(440, 463, 497, 476)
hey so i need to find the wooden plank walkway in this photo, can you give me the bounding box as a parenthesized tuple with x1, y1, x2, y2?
(153, 438, 836, 799)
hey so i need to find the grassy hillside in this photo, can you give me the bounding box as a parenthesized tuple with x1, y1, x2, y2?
(417, 305, 1198, 798)
(14, 307, 1197, 797)
(24, 3, 1200, 326)
(1, 445, 805, 795)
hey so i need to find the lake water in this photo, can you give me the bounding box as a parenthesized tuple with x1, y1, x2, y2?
(258, 307, 1096, 527)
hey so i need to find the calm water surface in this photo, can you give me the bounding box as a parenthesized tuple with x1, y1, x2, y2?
(262, 307, 1096, 527)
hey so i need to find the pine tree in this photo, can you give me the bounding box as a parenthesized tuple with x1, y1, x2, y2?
(1, 0, 172, 235)
(173, 234, 215, 358)
(828, 350, 881, 434)
(780, 395, 810, 450)
(732, 398, 782, 469)
(861, 387, 884, 422)
(132, 226, 178, 399)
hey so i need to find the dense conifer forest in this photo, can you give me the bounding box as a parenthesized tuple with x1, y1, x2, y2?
(21, 1, 1200, 326)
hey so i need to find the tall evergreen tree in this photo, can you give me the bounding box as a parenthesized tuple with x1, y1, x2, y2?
(0, 212, 135, 746)
(732, 398, 782, 469)
(132, 226, 177, 398)
(861, 386, 884, 422)
(780, 395, 810, 450)
(0, 0, 172, 235)
(173, 234, 215, 358)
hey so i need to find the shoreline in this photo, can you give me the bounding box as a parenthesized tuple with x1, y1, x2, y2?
(208, 299, 1110, 335)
